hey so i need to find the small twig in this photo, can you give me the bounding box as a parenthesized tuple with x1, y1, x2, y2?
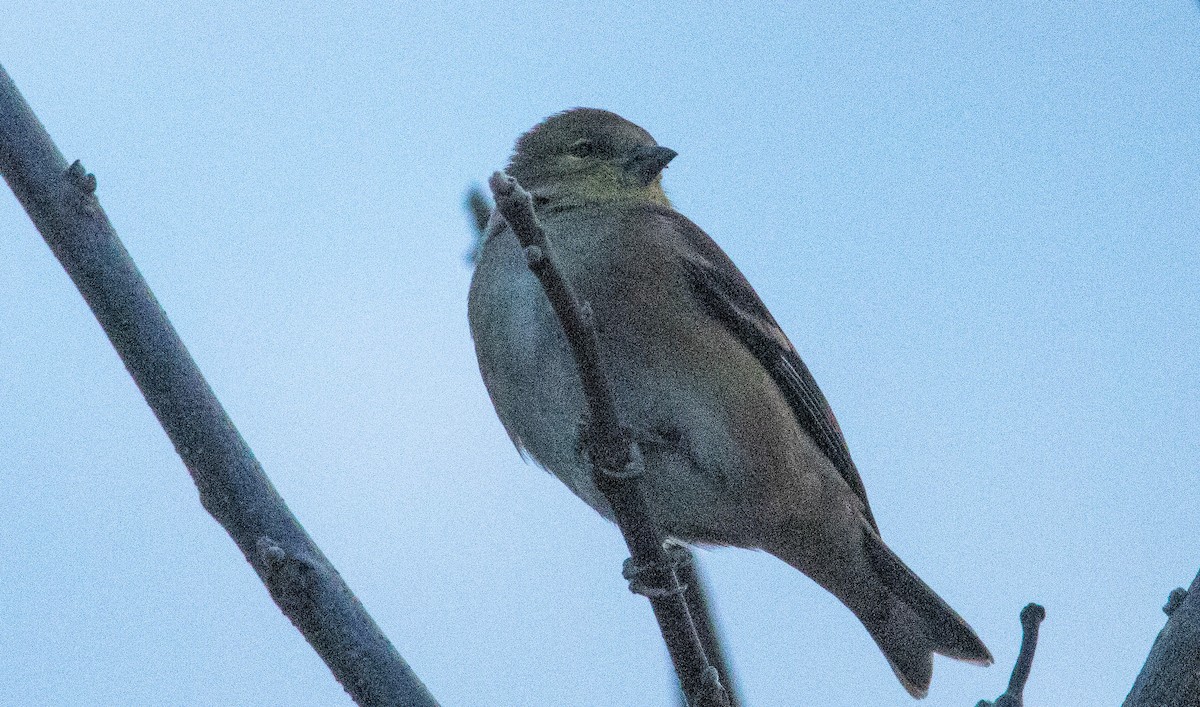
(673, 547, 742, 707)
(977, 603, 1046, 707)
(488, 171, 730, 707)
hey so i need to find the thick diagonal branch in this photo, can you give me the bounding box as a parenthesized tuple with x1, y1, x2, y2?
(0, 63, 436, 707)
(1124, 570, 1200, 707)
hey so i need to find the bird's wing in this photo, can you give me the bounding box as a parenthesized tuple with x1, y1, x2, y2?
(657, 207, 878, 531)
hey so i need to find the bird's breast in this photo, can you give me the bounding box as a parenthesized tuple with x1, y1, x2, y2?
(468, 205, 807, 543)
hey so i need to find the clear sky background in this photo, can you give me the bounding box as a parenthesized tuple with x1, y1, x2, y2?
(2, 3, 1198, 706)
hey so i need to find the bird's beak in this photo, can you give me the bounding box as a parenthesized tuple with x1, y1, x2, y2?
(624, 145, 678, 186)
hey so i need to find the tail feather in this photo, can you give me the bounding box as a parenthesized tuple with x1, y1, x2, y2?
(861, 530, 993, 666)
(857, 530, 992, 697)
(862, 595, 935, 698)
(770, 519, 991, 697)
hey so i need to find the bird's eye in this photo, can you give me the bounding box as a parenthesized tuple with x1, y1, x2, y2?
(569, 139, 596, 158)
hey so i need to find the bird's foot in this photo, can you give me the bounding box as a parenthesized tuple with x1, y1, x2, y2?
(622, 550, 689, 599)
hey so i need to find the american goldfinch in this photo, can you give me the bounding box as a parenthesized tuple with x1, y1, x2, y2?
(468, 108, 991, 697)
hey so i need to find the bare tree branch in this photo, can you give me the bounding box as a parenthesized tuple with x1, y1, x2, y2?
(488, 171, 730, 707)
(977, 603, 1045, 707)
(464, 185, 739, 707)
(673, 547, 741, 707)
(0, 63, 437, 707)
(1124, 570, 1200, 707)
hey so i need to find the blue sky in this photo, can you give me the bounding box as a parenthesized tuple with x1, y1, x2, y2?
(2, 3, 1198, 705)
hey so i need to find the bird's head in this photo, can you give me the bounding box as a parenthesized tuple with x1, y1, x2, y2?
(507, 108, 677, 208)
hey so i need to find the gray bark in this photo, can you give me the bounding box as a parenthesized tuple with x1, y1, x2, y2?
(0, 62, 438, 707)
(1124, 570, 1200, 707)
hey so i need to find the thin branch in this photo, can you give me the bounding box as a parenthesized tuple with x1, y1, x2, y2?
(673, 547, 742, 707)
(977, 603, 1045, 707)
(1124, 570, 1200, 707)
(488, 171, 730, 707)
(0, 63, 438, 707)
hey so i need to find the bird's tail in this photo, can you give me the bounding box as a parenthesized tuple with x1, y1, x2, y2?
(856, 530, 993, 697)
(772, 526, 992, 698)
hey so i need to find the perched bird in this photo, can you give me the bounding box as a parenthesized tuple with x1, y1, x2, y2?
(468, 108, 991, 697)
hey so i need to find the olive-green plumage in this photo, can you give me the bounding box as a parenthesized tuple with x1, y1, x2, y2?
(468, 108, 991, 697)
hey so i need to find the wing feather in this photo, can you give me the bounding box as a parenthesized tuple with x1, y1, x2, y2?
(656, 207, 878, 531)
